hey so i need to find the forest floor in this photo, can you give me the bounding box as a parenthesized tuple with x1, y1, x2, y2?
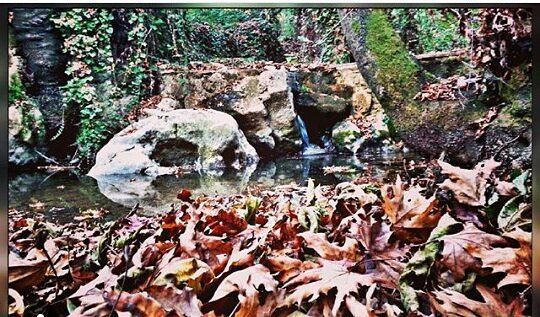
(8, 157, 531, 316)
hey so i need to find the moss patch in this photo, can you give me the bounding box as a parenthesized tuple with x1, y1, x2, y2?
(366, 10, 421, 107)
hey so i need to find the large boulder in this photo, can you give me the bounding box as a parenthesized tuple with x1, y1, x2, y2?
(88, 109, 258, 177)
(201, 66, 301, 156)
(159, 64, 302, 157)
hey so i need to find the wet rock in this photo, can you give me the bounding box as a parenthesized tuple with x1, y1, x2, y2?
(184, 66, 300, 156)
(211, 68, 300, 155)
(331, 121, 364, 154)
(92, 166, 256, 213)
(88, 109, 259, 177)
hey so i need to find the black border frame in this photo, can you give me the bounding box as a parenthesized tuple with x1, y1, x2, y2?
(2, 4, 538, 317)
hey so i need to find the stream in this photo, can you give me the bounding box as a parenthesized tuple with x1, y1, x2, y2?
(9, 150, 419, 222)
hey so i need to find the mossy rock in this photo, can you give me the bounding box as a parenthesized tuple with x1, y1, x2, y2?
(366, 10, 422, 107)
(331, 121, 364, 154)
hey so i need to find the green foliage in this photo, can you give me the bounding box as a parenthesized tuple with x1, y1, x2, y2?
(53, 9, 152, 163)
(389, 9, 467, 53)
(278, 9, 350, 64)
(185, 9, 250, 30)
(366, 10, 421, 104)
(53, 9, 119, 162)
(9, 70, 45, 144)
(9, 73, 25, 105)
(278, 9, 296, 39)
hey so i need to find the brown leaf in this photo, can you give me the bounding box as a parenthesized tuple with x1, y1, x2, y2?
(495, 180, 517, 196)
(283, 260, 374, 316)
(8, 254, 48, 292)
(146, 284, 202, 317)
(299, 231, 359, 261)
(438, 222, 510, 280)
(382, 178, 439, 229)
(208, 264, 278, 316)
(438, 158, 500, 206)
(381, 175, 404, 223)
(8, 288, 24, 317)
(429, 284, 524, 317)
(104, 290, 167, 317)
(204, 209, 247, 236)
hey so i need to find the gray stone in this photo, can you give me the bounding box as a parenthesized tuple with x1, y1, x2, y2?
(9, 104, 45, 166)
(331, 121, 364, 154)
(88, 109, 259, 177)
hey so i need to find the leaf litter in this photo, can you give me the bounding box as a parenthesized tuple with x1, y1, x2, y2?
(8, 158, 531, 316)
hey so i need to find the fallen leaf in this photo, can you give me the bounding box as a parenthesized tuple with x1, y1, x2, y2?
(8, 255, 48, 292)
(104, 290, 167, 317)
(8, 288, 24, 317)
(429, 284, 524, 317)
(299, 231, 359, 261)
(146, 284, 203, 317)
(438, 158, 500, 206)
(283, 260, 374, 316)
(382, 179, 439, 229)
(208, 264, 278, 316)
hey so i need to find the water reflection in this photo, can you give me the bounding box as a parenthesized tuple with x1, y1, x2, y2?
(10, 151, 417, 218)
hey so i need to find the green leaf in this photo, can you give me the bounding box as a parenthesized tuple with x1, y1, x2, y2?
(513, 170, 530, 196)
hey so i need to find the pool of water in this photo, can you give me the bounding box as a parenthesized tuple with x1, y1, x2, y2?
(9, 150, 420, 221)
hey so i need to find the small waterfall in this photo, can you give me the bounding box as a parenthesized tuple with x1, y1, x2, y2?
(295, 115, 311, 149)
(289, 72, 328, 156)
(295, 115, 327, 156)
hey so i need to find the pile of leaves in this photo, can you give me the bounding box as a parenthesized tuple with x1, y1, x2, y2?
(414, 74, 486, 102)
(451, 8, 532, 79)
(8, 158, 531, 316)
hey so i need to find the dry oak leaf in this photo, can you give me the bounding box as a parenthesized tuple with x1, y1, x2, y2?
(428, 284, 524, 317)
(8, 254, 48, 292)
(437, 221, 513, 280)
(103, 290, 167, 317)
(146, 284, 203, 317)
(8, 288, 24, 317)
(333, 182, 378, 206)
(382, 177, 439, 228)
(264, 255, 306, 283)
(298, 231, 359, 261)
(438, 158, 500, 206)
(152, 257, 214, 291)
(208, 264, 278, 316)
(481, 245, 531, 288)
(282, 260, 374, 316)
(381, 175, 404, 223)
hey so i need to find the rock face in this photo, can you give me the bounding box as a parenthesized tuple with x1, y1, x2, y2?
(294, 69, 353, 145)
(206, 67, 300, 156)
(331, 121, 363, 154)
(11, 9, 73, 158)
(158, 62, 392, 157)
(330, 64, 392, 154)
(9, 104, 45, 166)
(179, 65, 301, 156)
(88, 109, 258, 177)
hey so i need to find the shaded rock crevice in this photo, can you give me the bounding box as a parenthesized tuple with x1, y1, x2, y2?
(11, 9, 74, 158)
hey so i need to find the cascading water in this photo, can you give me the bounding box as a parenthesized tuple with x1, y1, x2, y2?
(295, 115, 311, 149)
(289, 71, 332, 156)
(295, 115, 327, 156)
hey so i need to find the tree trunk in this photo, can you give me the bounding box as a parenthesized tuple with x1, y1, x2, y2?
(339, 8, 530, 168)
(339, 8, 423, 115)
